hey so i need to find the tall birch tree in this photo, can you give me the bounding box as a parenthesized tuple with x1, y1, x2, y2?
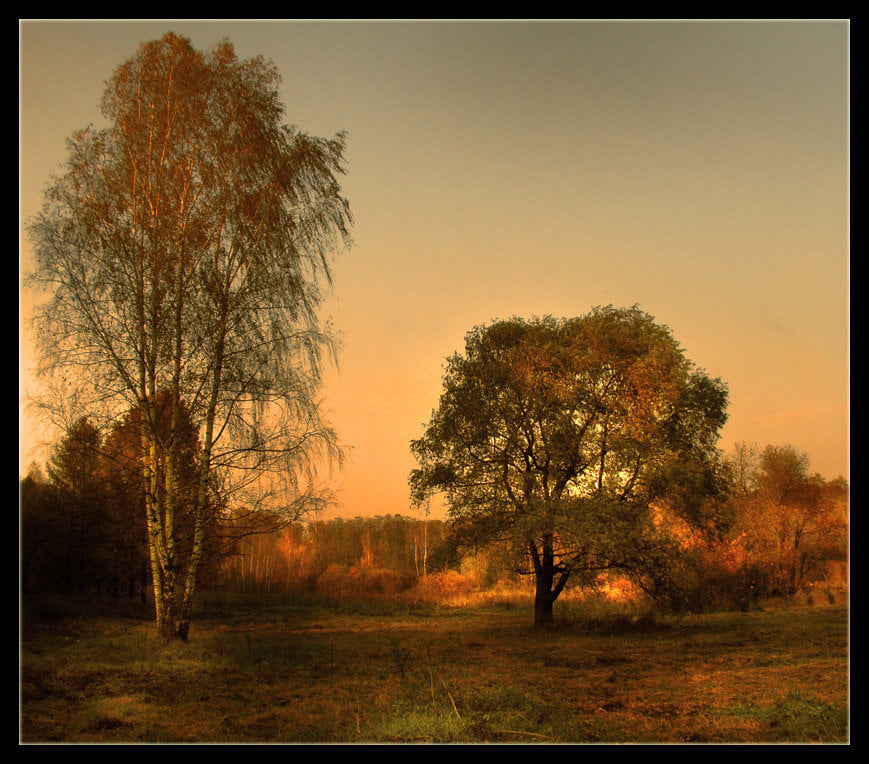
(27, 33, 351, 640)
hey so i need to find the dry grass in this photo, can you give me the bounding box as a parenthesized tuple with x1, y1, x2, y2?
(20, 593, 849, 744)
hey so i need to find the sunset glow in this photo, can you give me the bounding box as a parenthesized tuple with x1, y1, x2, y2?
(20, 20, 849, 520)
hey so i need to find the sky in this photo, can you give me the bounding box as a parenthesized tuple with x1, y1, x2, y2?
(19, 20, 849, 519)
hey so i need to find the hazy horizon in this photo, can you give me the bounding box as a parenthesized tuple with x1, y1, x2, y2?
(19, 20, 849, 519)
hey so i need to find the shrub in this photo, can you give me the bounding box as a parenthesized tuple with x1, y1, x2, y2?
(410, 571, 480, 602)
(685, 560, 772, 613)
(314, 564, 413, 599)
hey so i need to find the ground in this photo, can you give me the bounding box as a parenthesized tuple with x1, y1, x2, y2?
(19, 594, 849, 743)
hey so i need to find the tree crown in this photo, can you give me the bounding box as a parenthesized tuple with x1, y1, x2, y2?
(410, 306, 730, 559)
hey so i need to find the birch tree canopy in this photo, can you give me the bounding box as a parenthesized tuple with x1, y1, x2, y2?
(27, 32, 352, 640)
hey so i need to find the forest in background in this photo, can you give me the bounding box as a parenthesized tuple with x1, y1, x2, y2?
(19, 415, 848, 617)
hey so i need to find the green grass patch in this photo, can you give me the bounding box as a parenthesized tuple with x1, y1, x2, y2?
(733, 691, 849, 742)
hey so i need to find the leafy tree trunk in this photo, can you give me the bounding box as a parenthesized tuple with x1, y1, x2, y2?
(533, 572, 556, 629)
(529, 535, 570, 629)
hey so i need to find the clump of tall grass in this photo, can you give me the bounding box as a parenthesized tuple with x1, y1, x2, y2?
(364, 635, 577, 742)
(735, 691, 848, 742)
(552, 592, 670, 633)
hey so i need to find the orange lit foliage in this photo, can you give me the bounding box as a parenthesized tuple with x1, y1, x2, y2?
(218, 450, 848, 611)
(634, 445, 849, 612)
(220, 515, 449, 597)
(713, 444, 848, 600)
(730, 480, 848, 597)
(314, 564, 410, 598)
(412, 570, 481, 602)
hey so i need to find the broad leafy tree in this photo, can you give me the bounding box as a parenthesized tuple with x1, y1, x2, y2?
(410, 307, 730, 627)
(27, 33, 351, 640)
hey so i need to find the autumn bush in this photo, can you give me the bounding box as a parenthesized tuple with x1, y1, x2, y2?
(408, 570, 481, 603)
(794, 582, 847, 607)
(684, 558, 770, 613)
(315, 564, 414, 599)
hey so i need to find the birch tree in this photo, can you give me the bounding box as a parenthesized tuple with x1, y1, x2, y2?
(27, 33, 351, 640)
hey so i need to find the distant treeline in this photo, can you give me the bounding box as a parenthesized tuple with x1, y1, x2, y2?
(221, 514, 459, 596)
(20, 454, 456, 602)
(19, 419, 848, 615)
(17, 419, 464, 604)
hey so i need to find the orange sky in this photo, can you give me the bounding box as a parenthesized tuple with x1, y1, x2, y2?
(19, 20, 849, 519)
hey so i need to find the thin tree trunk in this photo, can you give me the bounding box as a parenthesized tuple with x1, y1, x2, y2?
(176, 310, 226, 641)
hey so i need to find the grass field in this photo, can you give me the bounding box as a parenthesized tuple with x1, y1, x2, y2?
(20, 592, 849, 744)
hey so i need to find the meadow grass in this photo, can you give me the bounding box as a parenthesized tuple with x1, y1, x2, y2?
(20, 590, 849, 743)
